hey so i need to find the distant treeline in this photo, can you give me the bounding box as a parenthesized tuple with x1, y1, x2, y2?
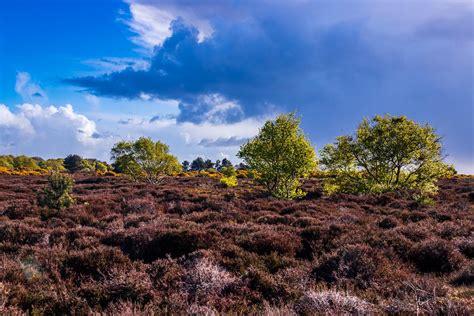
(0, 154, 247, 176)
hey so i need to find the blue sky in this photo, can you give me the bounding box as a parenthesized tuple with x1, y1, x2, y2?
(0, 0, 473, 173)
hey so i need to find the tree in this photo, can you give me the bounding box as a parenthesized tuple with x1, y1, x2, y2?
(238, 113, 317, 199)
(221, 158, 232, 169)
(111, 137, 181, 184)
(320, 115, 453, 194)
(191, 157, 205, 171)
(38, 172, 75, 210)
(203, 159, 214, 170)
(214, 159, 221, 171)
(182, 160, 190, 171)
(64, 154, 83, 173)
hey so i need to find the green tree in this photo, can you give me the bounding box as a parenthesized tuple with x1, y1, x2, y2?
(111, 137, 181, 184)
(238, 113, 317, 199)
(38, 172, 75, 210)
(320, 115, 453, 194)
(191, 157, 205, 171)
(64, 154, 83, 173)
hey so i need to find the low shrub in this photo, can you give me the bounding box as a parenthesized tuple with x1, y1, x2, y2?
(458, 238, 474, 259)
(450, 263, 473, 286)
(37, 172, 75, 210)
(408, 239, 463, 273)
(295, 290, 374, 315)
(312, 244, 378, 289)
(238, 230, 301, 256)
(378, 216, 398, 229)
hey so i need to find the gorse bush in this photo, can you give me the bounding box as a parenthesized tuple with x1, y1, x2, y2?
(320, 115, 453, 195)
(38, 172, 75, 210)
(238, 113, 317, 199)
(220, 176, 238, 187)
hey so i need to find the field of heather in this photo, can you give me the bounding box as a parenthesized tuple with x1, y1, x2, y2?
(0, 175, 473, 314)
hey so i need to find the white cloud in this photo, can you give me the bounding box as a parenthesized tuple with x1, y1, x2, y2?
(82, 57, 150, 73)
(0, 103, 113, 160)
(85, 94, 100, 106)
(0, 102, 271, 163)
(15, 72, 47, 102)
(124, 2, 213, 51)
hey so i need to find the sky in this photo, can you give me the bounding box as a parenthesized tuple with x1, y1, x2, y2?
(0, 0, 473, 173)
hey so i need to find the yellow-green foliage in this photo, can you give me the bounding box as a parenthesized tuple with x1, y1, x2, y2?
(111, 137, 182, 184)
(320, 115, 454, 195)
(39, 159, 66, 172)
(236, 169, 248, 178)
(238, 112, 318, 199)
(220, 176, 238, 187)
(222, 165, 237, 177)
(38, 172, 75, 210)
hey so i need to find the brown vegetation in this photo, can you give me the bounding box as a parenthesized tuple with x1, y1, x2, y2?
(0, 175, 472, 314)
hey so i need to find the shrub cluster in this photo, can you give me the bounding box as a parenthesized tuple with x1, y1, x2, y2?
(0, 174, 471, 314)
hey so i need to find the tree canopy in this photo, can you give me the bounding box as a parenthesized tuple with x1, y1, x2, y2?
(238, 112, 317, 199)
(111, 137, 181, 184)
(320, 115, 453, 194)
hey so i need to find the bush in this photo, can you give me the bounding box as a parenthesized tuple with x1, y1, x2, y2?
(450, 263, 473, 286)
(238, 113, 317, 199)
(320, 115, 453, 194)
(378, 216, 398, 229)
(295, 290, 374, 315)
(38, 172, 75, 210)
(220, 176, 238, 188)
(221, 165, 237, 177)
(312, 244, 378, 289)
(408, 239, 463, 273)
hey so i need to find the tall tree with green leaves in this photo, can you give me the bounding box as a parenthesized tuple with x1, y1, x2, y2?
(320, 115, 453, 194)
(238, 113, 317, 199)
(111, 137, 181, 184)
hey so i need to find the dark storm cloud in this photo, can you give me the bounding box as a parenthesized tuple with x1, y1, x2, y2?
(65, 0, 473, 164)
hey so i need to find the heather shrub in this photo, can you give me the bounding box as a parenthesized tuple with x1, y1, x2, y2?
(408, 239, 463, 273)
(295, 290, 374, 315)
(184, 257, 236, 299)
(378, 216, 398, 229)
(115, 228, 218, 262)
(312, 244, 378, 289)
(450, 262, 473, 286)
(238, 113, 317, 199)
(61, 248, 130, 280)
(78, 268, 153, 308)
(298, 225, 344, 259)
(457, 238, 474, 258)
(237, 230, 301, 256)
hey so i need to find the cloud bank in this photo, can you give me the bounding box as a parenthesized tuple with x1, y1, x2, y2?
(0, 103, 268, 162)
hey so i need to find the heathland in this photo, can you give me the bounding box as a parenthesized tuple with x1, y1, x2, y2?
(0, 174, 472, 314)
